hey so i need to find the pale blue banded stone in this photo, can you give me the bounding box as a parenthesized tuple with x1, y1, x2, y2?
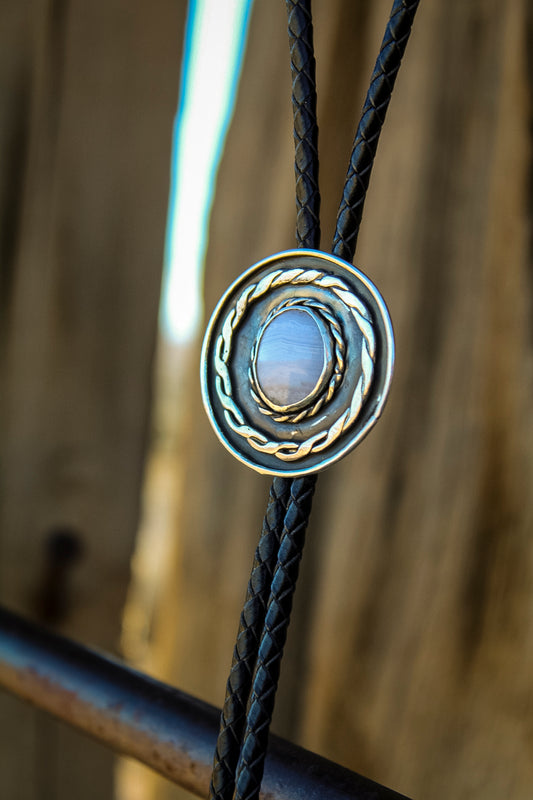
(255, 308, 326, 408)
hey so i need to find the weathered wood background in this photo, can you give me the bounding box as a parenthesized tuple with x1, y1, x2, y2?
(0, 1, 185, 798)
(1, 1, 532, 800)
(148, 1, 533, 799)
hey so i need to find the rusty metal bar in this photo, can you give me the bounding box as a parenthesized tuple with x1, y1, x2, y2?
(0, 607, 408, 799)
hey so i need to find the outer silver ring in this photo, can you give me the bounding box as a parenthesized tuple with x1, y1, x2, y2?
(200, 249, 395, 477)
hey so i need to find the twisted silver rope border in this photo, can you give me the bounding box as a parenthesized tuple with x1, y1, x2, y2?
(214, 268, 375, 462)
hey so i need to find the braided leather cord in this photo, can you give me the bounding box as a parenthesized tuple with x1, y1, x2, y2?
(332, 0, 420, 263)
(208, 477, 291, 800)
(233, 477, 317, 800)
(224, 6, 321, 797)
(208, 2, 419, 798)
(287, 0, 320, 249)
(209, 6, 320, 799)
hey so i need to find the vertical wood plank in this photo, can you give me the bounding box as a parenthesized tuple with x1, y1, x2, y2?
(0, 0, 185, 797)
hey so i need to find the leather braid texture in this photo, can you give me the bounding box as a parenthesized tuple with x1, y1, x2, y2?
(221, 6, 321, 798)
(208, 2, 419, 798)
(209, 6, 321, 799)
(286, 0, 321, 249)
(332, 0, 420, 263)
(233, 476, 317, 800)
(208, 478, 292, 800)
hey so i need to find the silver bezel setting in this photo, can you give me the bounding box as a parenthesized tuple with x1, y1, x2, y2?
(249, 300, 338, 421)
(200, 249, 394, 476)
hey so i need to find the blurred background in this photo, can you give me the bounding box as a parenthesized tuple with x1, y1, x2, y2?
(0, 1, 532, 799)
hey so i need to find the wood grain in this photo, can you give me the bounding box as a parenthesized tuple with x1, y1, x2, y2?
(0, 1, 185, 797)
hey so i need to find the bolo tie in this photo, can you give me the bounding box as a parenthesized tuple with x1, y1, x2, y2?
(200, 2, 420, 798)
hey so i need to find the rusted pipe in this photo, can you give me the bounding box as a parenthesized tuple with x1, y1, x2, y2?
(0, 607, 408, 799)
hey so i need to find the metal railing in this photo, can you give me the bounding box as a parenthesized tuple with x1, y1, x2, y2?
(0, 606, 408, 799)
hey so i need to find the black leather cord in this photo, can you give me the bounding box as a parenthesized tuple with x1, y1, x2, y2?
(224, 5, 321, 797)
(287, 0, 321, 249)
(208, 478, 291, 800)
(208, 5, 320, 799)
(332, 0, 420, 263)
(208, 2, 419, 798)
(233, 477, 317, 800)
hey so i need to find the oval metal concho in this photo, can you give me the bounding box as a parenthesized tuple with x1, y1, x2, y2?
(200, 249, 394, 476)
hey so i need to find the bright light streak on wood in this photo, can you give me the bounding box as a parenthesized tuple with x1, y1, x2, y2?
(161, 0, 253, 343)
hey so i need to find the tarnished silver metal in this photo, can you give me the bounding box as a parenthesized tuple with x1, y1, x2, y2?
(201, 249, 394, 476)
